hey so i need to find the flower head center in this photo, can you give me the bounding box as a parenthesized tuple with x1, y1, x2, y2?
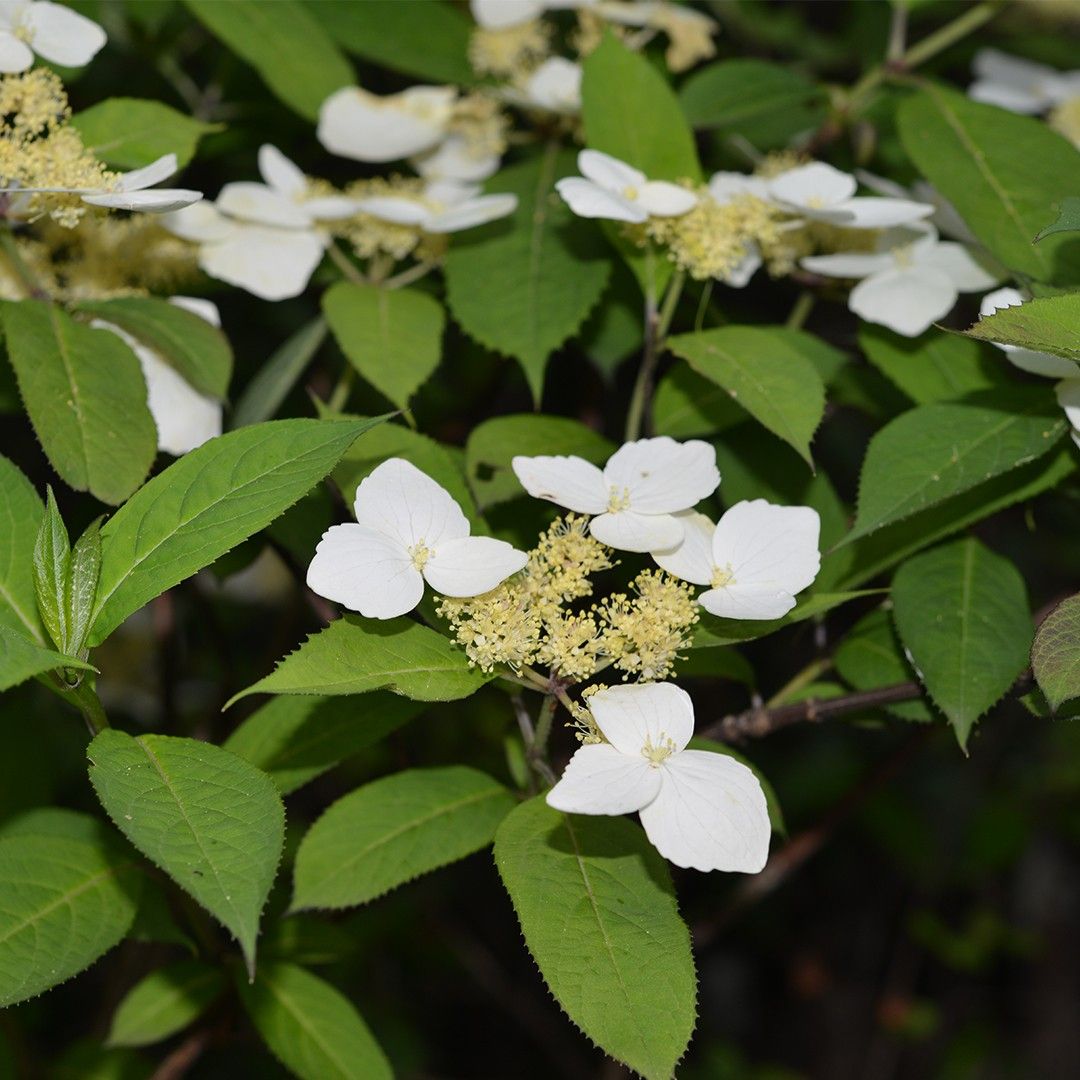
(607, 485, 633, 513)
(409, 540, 434, 571)
(642, 733, 676, 767)
(892, 242, 916, 269)
(806, 194, 826, 209)
(711, 563, 735, 589)
(623, 185, 639, 201)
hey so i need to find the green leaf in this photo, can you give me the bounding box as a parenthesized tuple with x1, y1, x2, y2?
(1031, 593, 1080, 711)
(667, 326, 828, 465)
(89, 418, 385, 646)
(0, 834, 141, 1007)
(859, 325, 1005, 403)
(74, 298, 233, 400)
(229, 616, 489, 706)
(3, 300, 157, 506)
(33, 487, 70, 653)
(494, 798, 695, 1080)
(237, 962, 391, 1080)
(292, 766, 514, 911)
(0, 624, 94, 692)
(107, 961, 225, 1048)
(306, 0, 473, 84)
(67, 519, 102, 659)
(323, 283, 444, 409)
(444, 150, 610, 402)
(845, 390, 1066, 543)
(224, 694, 423, 795)
(1035, 195, 1080, 242)
(679, 59, 827, 149)
(964, 292, 1080, 365)
(88, 730, 285, 976)
(232, 318, 327, 428)
(71, 98, 221, 169)
(891, 539, 1033, 749)
(465, 413, 615, 510)
(0, 454, 44, 641)
(184, 0, 353, 121)
(897, 85, 1080, 283)
(653, 365, 743, 438)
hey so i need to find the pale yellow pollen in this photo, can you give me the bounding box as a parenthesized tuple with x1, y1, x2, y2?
(892, 242, 916, 269)
(607, 486, 632, 512)
(641, 733, 676, 766)
(409, 540, 434, 571)
(711, 563, 735, 589)
(806, 194, 826, 209)
(623, 185, 639, 201)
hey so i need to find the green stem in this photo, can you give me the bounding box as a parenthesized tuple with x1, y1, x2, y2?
(326, 366, 355, 413)
(384, 260, 437, 290)
(533, 695, 557, 757)
(656, 269, 686, 341)
(68, 681, 110, 736)
(785, 291, 815, 331)
(326, 242, 366, 284)
(624, 256, 676, 442)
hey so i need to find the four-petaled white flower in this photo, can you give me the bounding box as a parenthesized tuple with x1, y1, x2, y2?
(353, 178, 518, 234)
(308, 458, 528, 620)
(980, 288, 1080, 451)
(801, 223, 999, 337)
(547, 682, 771, 873)
(0, 0, 106, 72)
(968, 48, 1080, 115)
(512, 437, 720, 553)
(556, 149, 697, 224)
(91, 297, 222, 457)
(768, 162, 934, 230)
(653, 502, 820, 619)
(162, 145, 356, 301)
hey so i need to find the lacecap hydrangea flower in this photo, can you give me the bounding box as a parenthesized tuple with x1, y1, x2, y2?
(0, 0, 106, 72)
(556, 149, 697, 223)
(547, 682, 771, 872)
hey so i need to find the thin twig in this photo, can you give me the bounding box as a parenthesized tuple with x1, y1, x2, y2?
(148, 1026, 212, 1080)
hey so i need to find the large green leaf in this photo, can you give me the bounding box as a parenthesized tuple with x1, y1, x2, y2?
(667, 326, 828, 466)
(653, 365, 743, 438)
(229, 616, 489, 705)
(1035, 196, 1080, 242)
(323, 283, 444, 410)
(3, 300, 157, 506)
(0, 834, 141, 1007)
(494, 798, 696, 1080)
(292, 766, 514, 911)
(88, 731, 285, 975)
(1031, 593, 1080, 711)
(237, 962, 391, 1080)
(0, 624, 94, 692)
(897, 85, 1080, 283)
(71, 98, 221, 169)
(0, 454, 44, 641)
(224, 694, 423, 795)
(891, 539, 1033, 749)
(33, 488, 71, 652)
(444, 150, 611, 402)
(232, 318, 328, 428)
(107, 960, 225, 1048)
(184, 0, 353, 121)
(75, 298, 233, 400)
(88, 418, 383, 646)
(964, 292, 1080, 365)
(845, 390, 1066, 543)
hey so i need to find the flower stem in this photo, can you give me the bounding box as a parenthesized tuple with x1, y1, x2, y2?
(67, 681, 110, 736)
(326, 241, 366, 284)
(785, 290, 815, 331)
(326, 366, 355, 413)
(384, 260, 437, 290)
(625, 261, 684, 442)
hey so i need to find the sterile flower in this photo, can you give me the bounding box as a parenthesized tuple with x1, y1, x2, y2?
(967, 48, 1080, 114)
(512, 437, 720, 553)
(470, 0, 591, 30)
(556, 149, 697, 223)
(413, 135, 500, 183)
(768, 162, 933, 230)
(91, 297, 222, 457)
(307, 458, 528, 620)
(547, 682, 771, 873)
(352, 178, 517, 234)
(0, 0, 106, 72)
(163, 145, 355, 301)
(504, 56, 582, 114)
(801, 223, 999, 337)
(653, 503, 820, 619)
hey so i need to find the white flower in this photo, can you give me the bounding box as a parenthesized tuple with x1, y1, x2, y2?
(512, 437, 720, 553)
(653, 502, 820, 619)
(801, 223, 999, 337)
(353, 178, 517, 234)
(470, 0, 591, 30)
(968, 48, 1080, 115)
(594, 1, 717, 73)
(307, 458, 528, 620)
(0, 0, 106, 72)
(547, 682, 771, 873)
(556, 149, 697, 223)
(413, 135, 500, 183)
(504, 57, 582, 115)
(706, 171, 775, 288)
(855, 169, 975, 244)
(91, 297, 222, 457)
(163, 145, 355, 301)
(979, 288, 1080, 451)
(768, 162, 933, 230)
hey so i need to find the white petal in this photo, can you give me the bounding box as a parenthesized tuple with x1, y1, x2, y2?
(708, 171, 770, 204)
(979, 286, 1025, 317)
(769, 161, 856, 210)
(115, 154, 178, 192)
(139, 349, 222, 456)
(589, 510, 683, 553)
(424, 193, 518, 233)
(968, 81, 1047, 114)
(168, 295, 220, 327)
(24, 1, 106, 67)
(353, 195, 431, 227)
(637, 181, 697, 217)
(423, 536, 527, 597)
(511, 454, 608, 513)
(413, 134, 500, 182)
(838, 197, 934, 229)
(303, 196, 361, 221)
(317, 85, 453, 163)
(522, 57, 582, 114)
(424, 179, 481, 207)
(555, 177, 646, 223)
(546, 744, 661, 815)
(199, 226, 324, 301)
(217, 182, 311, 227)
(603, 436, 720, 513)
(651, 511, 716, 586)
(918, 242, 999, 292)
(722, 247, 763, 288)
(970, 49, 1055, 112)
(577, 149, 646, 193)
(162, 201, 235, 242)
(354, 457, 470, 550)
(1007, 348, 1078, 379)
(699, 583, 797, 620)
(588, 682, 696, 756)
(0, 31, 32, 71)
(1056, 378, 1080, 433)
(470, 0, 543, 29)
(306, 524, 424, 619)
(800, 251, 894, 279)
(640, 750, 771, 873)
(852, 170, 908, 200)
(712, 499, 820, 595)
(848, 266, 957, 337)
(82, 189, 202, 213)
(258, 144, 306, 198)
